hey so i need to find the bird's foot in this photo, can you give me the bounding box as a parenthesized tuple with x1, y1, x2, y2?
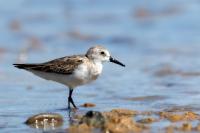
(68, 97, 78, 110)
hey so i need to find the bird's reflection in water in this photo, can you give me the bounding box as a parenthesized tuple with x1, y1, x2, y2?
(55, 107, 79, 125)
(68, 108, 78, 125)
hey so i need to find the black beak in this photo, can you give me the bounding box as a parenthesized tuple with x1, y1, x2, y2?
(109, 56, 125, 67)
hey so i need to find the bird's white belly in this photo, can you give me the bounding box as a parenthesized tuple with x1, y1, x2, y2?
(30, 70, 79, 88)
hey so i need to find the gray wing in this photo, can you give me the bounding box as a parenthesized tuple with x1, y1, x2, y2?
(13, 55, 84, 74)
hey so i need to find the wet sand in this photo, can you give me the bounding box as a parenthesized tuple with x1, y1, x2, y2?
(24, 108, 200, 133)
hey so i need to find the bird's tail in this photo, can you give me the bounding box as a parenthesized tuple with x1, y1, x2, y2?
(13, 64, 38, 69)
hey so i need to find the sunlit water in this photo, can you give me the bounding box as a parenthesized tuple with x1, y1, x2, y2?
(1, 0, 200, 132)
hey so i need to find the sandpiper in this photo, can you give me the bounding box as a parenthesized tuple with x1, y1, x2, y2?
(13, 45, 125, 109)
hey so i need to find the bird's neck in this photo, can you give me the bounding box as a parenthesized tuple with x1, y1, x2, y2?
(92, 59, 103, 66)
(91, 60, 103, 75)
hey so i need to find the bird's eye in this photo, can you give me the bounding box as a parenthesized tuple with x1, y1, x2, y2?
(100, 51, 105, 55)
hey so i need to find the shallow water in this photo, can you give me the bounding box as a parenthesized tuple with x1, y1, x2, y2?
(1, 0, 200, 132)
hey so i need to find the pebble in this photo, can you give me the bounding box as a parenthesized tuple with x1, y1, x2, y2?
(81, 103, 96, 108)
(25, 113, 63, 129)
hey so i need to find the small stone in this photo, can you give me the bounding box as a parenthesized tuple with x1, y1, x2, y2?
(165, 125, 174, 133)
(167, 114, 184, 122)
(137, 117, 157, 124)
(68, 123, 92, 133)
(80, 111, 105, 128)
(81, 103, 96, 108)
(111, 109, 138, 116)
(104, 113, 143, 133)
(158, 111, 169, 118)
(25, 113, 63, 129)
(195, 123, 200, 131)
(184, 111, 199, 120)
(181, 123, 192, 131)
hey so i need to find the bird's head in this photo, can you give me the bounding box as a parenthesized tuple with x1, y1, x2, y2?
(86, 45, 125, 67)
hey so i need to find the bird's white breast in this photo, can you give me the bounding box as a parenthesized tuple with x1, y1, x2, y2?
(73, 61, 102, 85)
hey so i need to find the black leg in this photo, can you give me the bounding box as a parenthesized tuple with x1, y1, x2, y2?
(68, 89, 77, 109)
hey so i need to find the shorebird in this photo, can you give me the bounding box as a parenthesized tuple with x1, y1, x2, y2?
(13, 45, 125, 109)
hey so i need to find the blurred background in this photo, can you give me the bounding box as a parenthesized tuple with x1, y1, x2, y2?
(1, 0, 200, 132)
